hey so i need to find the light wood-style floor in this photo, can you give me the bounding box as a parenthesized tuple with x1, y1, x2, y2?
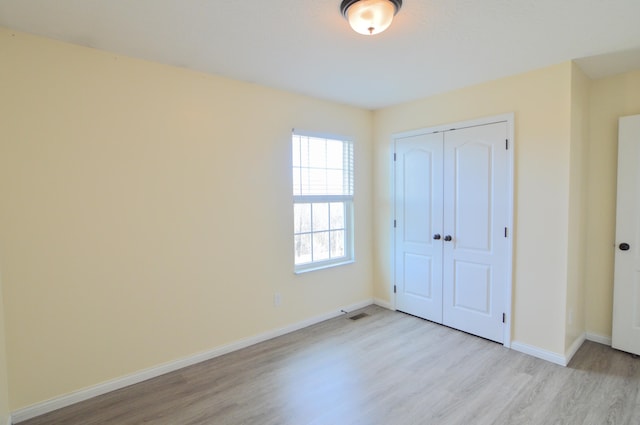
(20, 305, 640, 425)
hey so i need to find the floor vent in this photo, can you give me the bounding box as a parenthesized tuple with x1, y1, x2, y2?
(349, 313, 369, 321)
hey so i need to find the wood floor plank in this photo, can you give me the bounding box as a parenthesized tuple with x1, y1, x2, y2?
(18, 306, 640, 425)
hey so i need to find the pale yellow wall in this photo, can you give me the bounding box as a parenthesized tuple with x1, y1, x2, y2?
(373, 63, 573, 355)
(565, 63, 590, 351)
(3, 21, 634, 414)
(585, 70, 640, 338)
(0, 267, 10, 425)
(0, 28, 373, 409)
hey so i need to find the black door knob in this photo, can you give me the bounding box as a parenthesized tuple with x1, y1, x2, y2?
(444, 235, 452, 241)
(619, 243, 630, 251)
(433, 234, 441, 240)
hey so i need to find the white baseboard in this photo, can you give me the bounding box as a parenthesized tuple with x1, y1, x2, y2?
(511, 341, 568, 366)
(340, 300, 375, 314)
(373, 298, 393, 310)
(512, 335, 586, 367)
(11, 299, 374, 423)
(565, 333, 586, 365)
(586, 332, 612, 346)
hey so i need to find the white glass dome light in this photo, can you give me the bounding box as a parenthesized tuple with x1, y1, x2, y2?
(340, 0, 403, 36)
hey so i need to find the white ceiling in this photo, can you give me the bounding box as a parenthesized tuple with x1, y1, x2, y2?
(1, 0, 639, 109)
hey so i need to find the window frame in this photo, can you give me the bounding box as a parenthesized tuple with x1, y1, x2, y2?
(292, 130, 355, 273)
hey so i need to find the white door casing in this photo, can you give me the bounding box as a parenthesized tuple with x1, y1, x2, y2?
(394, 115, 513, 345)
(612, 114, 640, 356)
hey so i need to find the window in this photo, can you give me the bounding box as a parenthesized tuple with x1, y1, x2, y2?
(292, 132, 354, 272)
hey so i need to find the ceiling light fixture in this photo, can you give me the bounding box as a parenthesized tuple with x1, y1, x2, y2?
(340, 0, 402, 36)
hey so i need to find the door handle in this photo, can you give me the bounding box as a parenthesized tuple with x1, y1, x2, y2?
(433, 234, 441, 240)
(619, 243, 630, 251)
(444, 235, 452, 242)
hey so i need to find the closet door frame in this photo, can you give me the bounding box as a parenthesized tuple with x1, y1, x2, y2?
(391, 113, 515, 348)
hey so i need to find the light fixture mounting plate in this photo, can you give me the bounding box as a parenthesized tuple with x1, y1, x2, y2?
(339, 0, 403, 18)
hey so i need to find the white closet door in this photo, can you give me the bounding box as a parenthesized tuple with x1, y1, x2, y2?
(612, 114, 640, 356)
(442, 122, 508, 343)
(394, 133, 444, 322)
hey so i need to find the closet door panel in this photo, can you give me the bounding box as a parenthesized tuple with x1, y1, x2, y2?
(394, 133, 444, 323)
(443, 122, 508, 343)
(453, 142, 492, 252)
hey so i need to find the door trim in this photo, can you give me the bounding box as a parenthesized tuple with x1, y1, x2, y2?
(391, 113, 514, 348)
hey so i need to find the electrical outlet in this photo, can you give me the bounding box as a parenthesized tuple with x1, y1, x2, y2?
(568, 310, 574, 325)
(274, 292, 282, 307)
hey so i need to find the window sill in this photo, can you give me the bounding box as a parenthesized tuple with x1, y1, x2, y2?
(294, 259, 355, 274)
